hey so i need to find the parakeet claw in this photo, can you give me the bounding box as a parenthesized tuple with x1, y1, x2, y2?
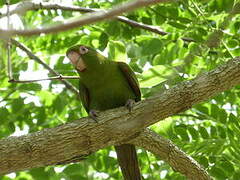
(89, 109, 99, 122)
(125, 99, 135, 112)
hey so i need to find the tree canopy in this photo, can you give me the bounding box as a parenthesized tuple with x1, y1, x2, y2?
(0, 0, 240, 179)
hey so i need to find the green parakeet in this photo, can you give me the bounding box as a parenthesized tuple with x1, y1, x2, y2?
(66, 45, 141, 180)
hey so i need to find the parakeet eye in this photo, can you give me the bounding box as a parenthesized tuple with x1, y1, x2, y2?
(79, 46, 88, 54)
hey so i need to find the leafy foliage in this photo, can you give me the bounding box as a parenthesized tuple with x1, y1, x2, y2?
(1, 0, 240, 179)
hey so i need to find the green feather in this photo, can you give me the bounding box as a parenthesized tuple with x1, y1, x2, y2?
(67, 44, 141, 112)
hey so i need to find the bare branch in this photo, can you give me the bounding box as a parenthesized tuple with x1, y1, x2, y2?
(0, 57, 239, 175)
(0, 0, 170, 37)
(6, 0, 13, 80)
(130, 129, 211, 180)
(0, 2, 96, 17)
(8, 76, 79, 83)
(3, 38, 79, 96)
(117, 16, 194, 42)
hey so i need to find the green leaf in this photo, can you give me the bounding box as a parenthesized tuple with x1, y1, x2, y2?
(63, 164, 83, 176)
(52, 95, 65, 114)
(127, 44, 141, 58)
(194, 105, 209, 119)
(99, 32, 109, 50)
(210, 104, 219, 120)
(12, 98, 24, 112)
(220, 161, 235, 176)
(168, 21, 188, 29)
(209, 167, 227, 180)
(209, 156, 216, 163)
(233, 171, 240, 180)
(139, 65, 175, 88)
(0, 108, 9, 121)
(8, 122, 15, 133)
(199, 126, 209, 139)
(136, 36, 163, 56)
(198, 156, 208, 168)
(210, 126, 218, 138)
(155, 14, 166, 25)
(108, 41, 126, 62)
(37, 91, 54, 106)
(175, 125, 189, 141)
(229, 113, 240, 128)
(232, 47, 240, 56)
(106, 21, 121, 36)
(219, 109, 227, 124)
(29, 167, 49, 180)
(188, 126, 199, 140)
(227, 39, 238, 48)
(19, 83, 42, 91)
(209, 0, 234, 12)
(217, 126, 226, 139)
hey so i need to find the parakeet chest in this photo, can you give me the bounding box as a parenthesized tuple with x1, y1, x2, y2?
(80, 63, 136, 111)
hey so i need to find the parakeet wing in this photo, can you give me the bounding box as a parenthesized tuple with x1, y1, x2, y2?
(79, 81, 90, 113)
(117, 62, 141, 102)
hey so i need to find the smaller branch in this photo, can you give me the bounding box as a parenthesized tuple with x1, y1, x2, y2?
(0, 37, 79, 96)
(0, 0, 169, 37)
(6, 0, 13, 80)
(190, 0, 205, 16)
(8, 75, 79, 83)
(11, 39, 79, 95)
(117, 15, 168, 35)
(222, 40, 234, 58)
(0, 2, 95, 17)
(130, 129, 211, 180)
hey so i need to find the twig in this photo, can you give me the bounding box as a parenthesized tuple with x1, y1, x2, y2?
(222, 40, 234, 58)
(0, 0, 170, 37)
(6, 0, 13, 80)
(6, 38, 79, 96)
(0, 2, 95, 17)
(8, 75, 79, 83)
(117, 15, 168, 35)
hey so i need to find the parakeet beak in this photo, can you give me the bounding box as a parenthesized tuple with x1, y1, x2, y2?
(67, 51, 86, 72)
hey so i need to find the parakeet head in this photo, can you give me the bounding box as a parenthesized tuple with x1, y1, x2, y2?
(66, 45, 105, 72)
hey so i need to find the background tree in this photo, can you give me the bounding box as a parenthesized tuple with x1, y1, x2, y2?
(0, 0, 240, 179)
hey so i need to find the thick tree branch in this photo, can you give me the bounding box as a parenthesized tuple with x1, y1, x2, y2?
(0, 0, 169, 37)
(0, 57, 239, 175)
(130, 129, 211, 180)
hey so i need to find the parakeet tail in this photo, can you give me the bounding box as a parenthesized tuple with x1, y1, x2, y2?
(115, 144, 141, 180)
